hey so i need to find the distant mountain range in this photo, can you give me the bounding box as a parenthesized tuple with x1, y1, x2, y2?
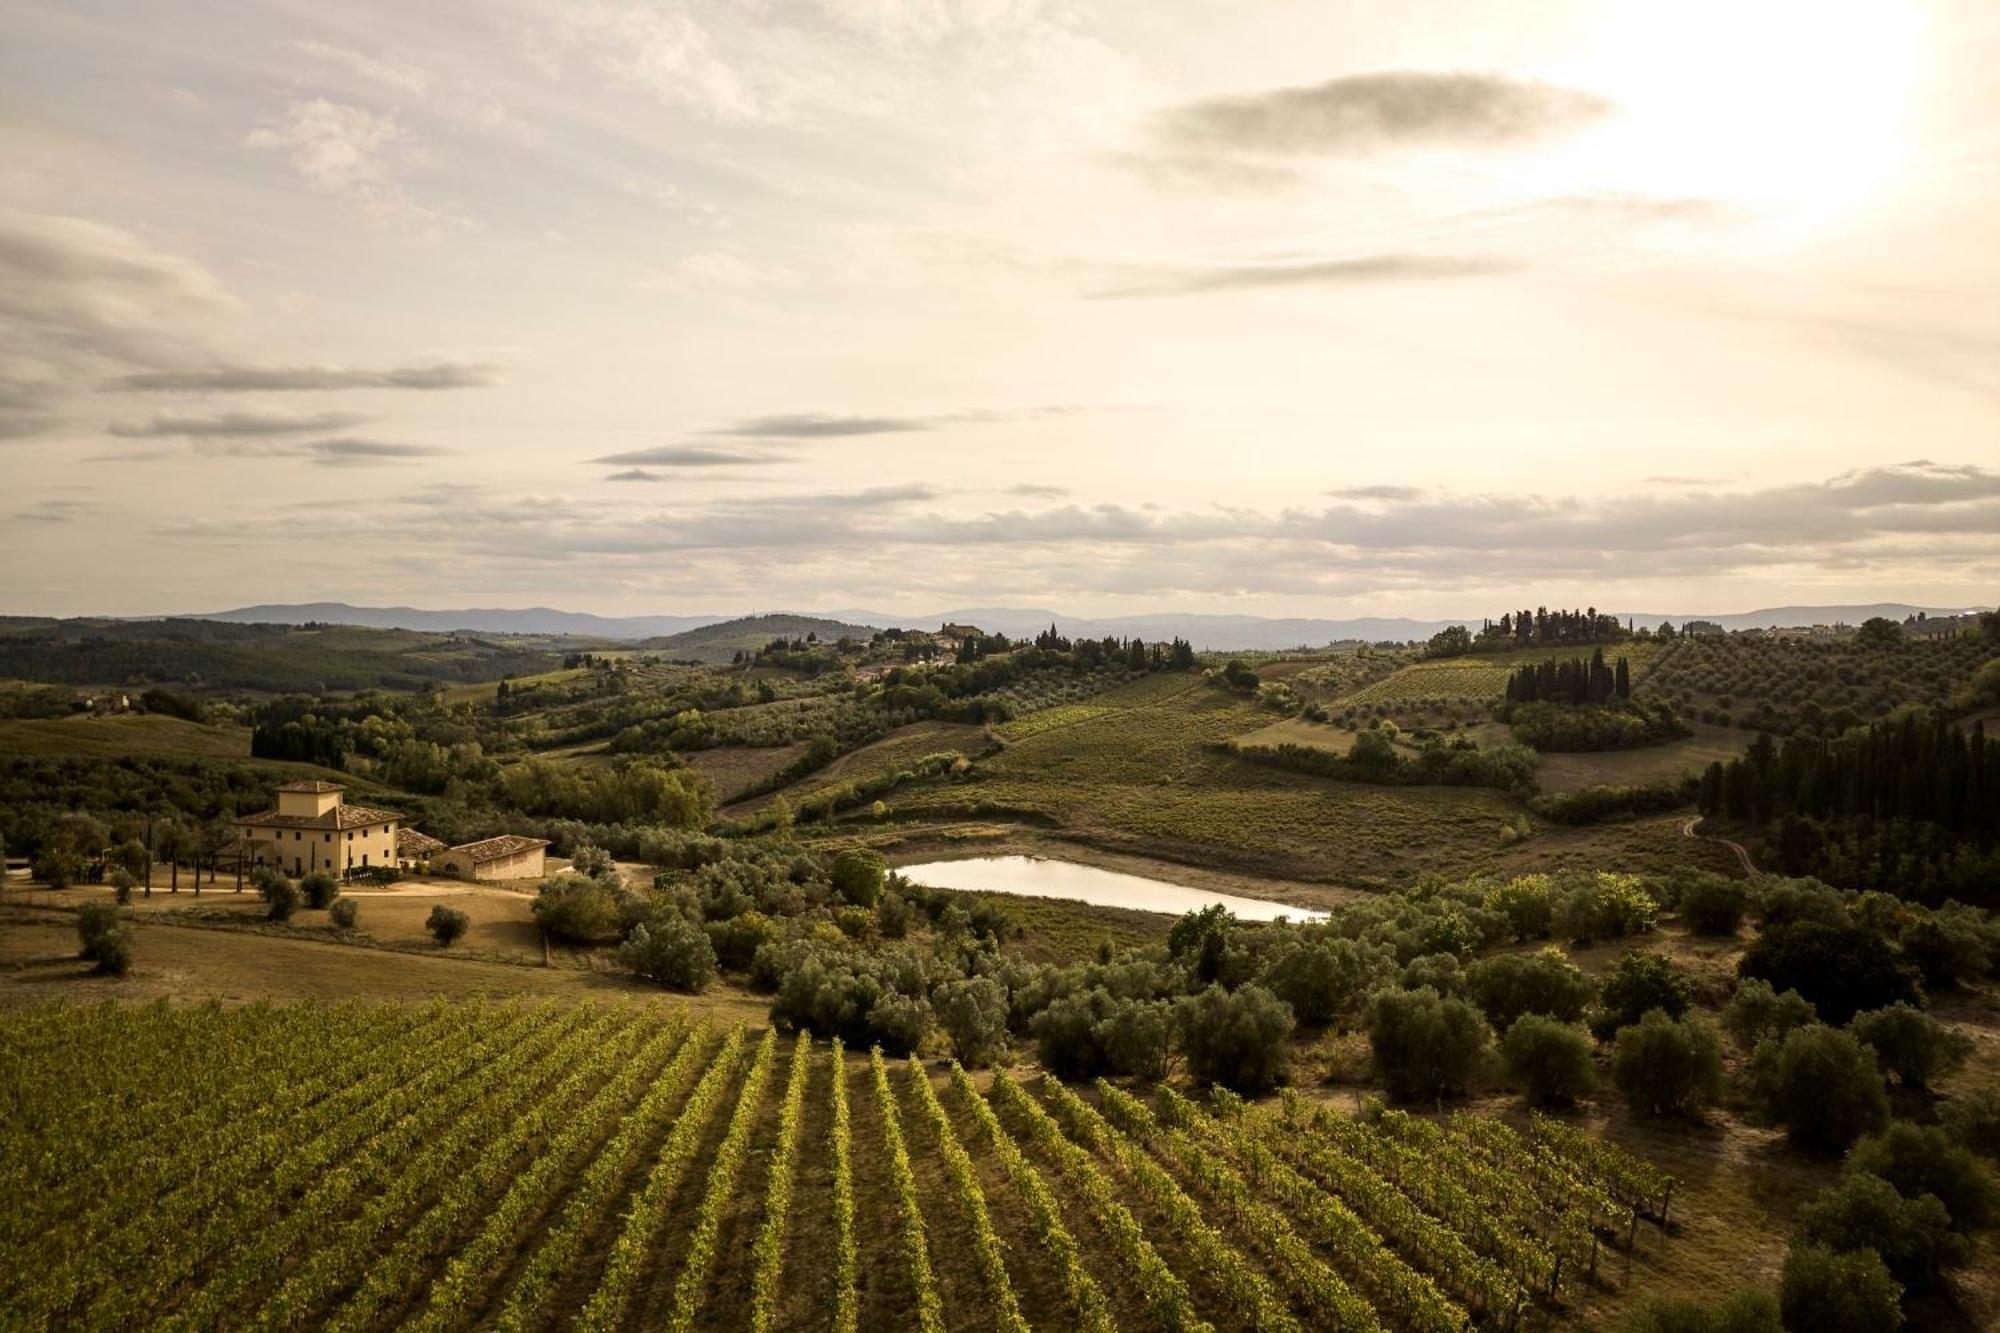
(184, 600, 1989, 652)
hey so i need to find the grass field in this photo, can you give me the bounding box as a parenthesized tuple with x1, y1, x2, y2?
(731, 721, 992, 815)
(0, 999, 1697, 1332)
(1532, 725, 1748, 795)
(0, 713, 253, 760)
(1341, 643, 1668, 710)
(685, 742, 814, 801)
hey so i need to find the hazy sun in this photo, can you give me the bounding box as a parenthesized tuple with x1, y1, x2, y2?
(1541, 0, 1928, 231)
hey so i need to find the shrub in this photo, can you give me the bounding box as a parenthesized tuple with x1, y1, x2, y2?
(107, 869, 135, 904)
(619, 912, 716, 991)
(706, 910, 780, 971)
(1031, 988, 1115, 1078)
(1620, 1289, 1781, 1333)
(1500, 1015, 1597, 1105)
(933, 975, 1008, 1067)
(1794, 1173, 1963, 1293)
(1849, 1004, 1971, 1090)
(329, 898, 359, 930)
(1721, 978, 1816, 1050)
(1943, 1086, 2000, 1160)
(1778, 1244, 1903, 1333)
(1897, 909, 1991, 992)
(1484, 875, 1555, 941)
(1399, 952, 1467, 997)
(1552, 872, 1658, 943)
(426, 904, 470, 947)
(1096, 998, 1176, 1082)
(1747, 1025, 1888, 1154)
(829, 848, 885, 908)
(566, 840, 616, 880)
(1594, 950, 1695, 1036)
(876, 888, 914, 939)
(1739, 920, 1922, 1026)
(1468, 948, 1595, 1030)
(1611, 1009, 1723, 1117)
(261, 877, 300, 922)
(532, 874, 628, 944)
(299, 872, 339, 910)
(90, 929, 133, 977)
(1257, 937, 1395, 1028)
(1846, 1123, 1997, 1234)
(1366, 985, 1492, 1102)
(1175, 984, 1295, 1093)
(1677, 874, 1752, 935)
(76, 901, 125, 965)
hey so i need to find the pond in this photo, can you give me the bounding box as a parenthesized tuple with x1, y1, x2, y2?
(894, 855, 1328, 923)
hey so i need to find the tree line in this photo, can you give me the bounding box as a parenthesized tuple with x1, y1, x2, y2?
(1503, 649, 1632, 706)
(1698, 713, 1996, 835)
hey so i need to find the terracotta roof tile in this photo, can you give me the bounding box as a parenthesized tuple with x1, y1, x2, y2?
(445, 834, 551, 864)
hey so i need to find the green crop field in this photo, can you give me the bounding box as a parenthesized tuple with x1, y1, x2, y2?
(1, 1000, 1685, 1332)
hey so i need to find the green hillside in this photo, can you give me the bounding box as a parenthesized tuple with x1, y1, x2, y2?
(643, 613, 881, 663)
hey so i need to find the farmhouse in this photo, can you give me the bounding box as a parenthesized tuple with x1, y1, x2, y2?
(434, 834, 550, 882)
(234, 780, 402, 878)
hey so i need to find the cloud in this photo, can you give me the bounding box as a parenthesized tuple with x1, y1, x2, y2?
(304, 437, 453, 466)
(705, 413, 931, 439)
(103, 361, 495, 392)
(12, 498, 98, 523)
(1327, 484, 1423, 501)
(1095, 252, 1519, 299)
(0, 211, 238, 439)
(247, 98, 402, 193)
(700, 405, 1097, 438)
(591, 443, 783, 466)
(1006, 483, 1070, 499)
(605, 468, 662, 482)
(147, 461, 2000, 608)
(1156, 71, 1611, 158)
(108, 409, 367, 438)
(245, 99, 453, 230)
(287, 40, 431, 96)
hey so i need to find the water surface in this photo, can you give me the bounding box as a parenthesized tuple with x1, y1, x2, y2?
(896, 855, 1328, 922)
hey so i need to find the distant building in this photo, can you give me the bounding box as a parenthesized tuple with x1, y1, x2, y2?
(435, 834, 551, 882)
(396, 828, 447, 871)
(234, 781, 401, 878)
(1682, 620, 1725, 637)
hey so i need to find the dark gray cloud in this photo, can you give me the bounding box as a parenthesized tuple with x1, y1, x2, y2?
(305, 437, 453, 466)
(591, 443, 782, 466)
(102, 361, 495, 392)
(1157, 71, 1611, 157)
(705, 413, 931, 438)
(1096, 253, 1518, 299)
(108, 409, 368, 438)
(605, 468, 662, 482)
(0, 378, 60, 440)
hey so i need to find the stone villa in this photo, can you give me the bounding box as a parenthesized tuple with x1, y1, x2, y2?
(234, 780, 401, 878)
(234, 781, 548, 882)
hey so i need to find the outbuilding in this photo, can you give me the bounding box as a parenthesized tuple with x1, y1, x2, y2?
(435, 834, 550, 882)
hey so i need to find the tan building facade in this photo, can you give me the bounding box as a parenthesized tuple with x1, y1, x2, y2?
(434, 834, 550, 882)
(234, 781, 402, 878)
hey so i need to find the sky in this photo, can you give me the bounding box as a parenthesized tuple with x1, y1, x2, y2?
(1, 0, 1996, 620)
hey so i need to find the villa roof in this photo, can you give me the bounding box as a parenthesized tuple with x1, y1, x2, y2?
(273, 780, 345, 794)
(397, 828, 447, 856)
(445, 834, 551, 864)
(236, 803, 401, 832)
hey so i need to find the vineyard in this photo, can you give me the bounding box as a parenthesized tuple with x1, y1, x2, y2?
(0, 1001, 1682, 1331)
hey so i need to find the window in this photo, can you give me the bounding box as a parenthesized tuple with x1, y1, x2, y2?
(324, 833, 332, 842)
